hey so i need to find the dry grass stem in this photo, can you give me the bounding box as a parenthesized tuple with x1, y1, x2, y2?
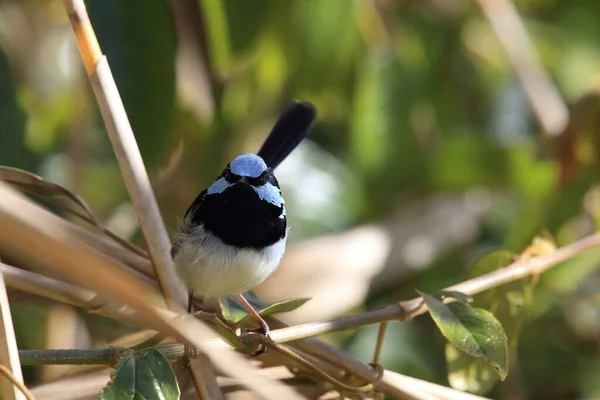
(0, 364, 34, 400)
(63, 0, 186, 309)
(0, 166, 147, 259)
(30, 371, 109, 400)
(88, 54, 186, 308)
(476, 0, 568, 136)
(382, 371, 491, 400)
(372, 321, 388, 366)
(188, 355, 225, 400)
(0, 272, 26, 400)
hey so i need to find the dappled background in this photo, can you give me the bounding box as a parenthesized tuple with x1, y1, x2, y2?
(1, 0, 600, 398)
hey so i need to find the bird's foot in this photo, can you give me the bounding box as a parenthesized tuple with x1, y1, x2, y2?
(180, 343, 197, 366)
(246, 321, 271, 356)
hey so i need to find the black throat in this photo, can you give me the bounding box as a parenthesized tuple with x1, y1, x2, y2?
(187, 184, 286, 249)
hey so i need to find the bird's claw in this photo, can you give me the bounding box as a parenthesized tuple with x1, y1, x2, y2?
(181, 343, 197, 366)
(246, 322, 271, 356)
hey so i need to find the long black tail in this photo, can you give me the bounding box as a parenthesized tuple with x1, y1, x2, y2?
(257, 100, 317, 170)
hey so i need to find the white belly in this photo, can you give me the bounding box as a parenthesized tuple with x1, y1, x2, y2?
(173, 224, 286, 297)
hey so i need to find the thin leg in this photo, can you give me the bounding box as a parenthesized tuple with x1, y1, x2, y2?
(188, 291, 194, 313)
(237, 293, 270, 337)
(183, 291, 196, 364)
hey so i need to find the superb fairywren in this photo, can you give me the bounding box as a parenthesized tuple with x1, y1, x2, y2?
(172, 101, 317, 336)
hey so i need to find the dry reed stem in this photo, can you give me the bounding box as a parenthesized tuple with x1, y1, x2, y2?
(0, 272, 26, 400)
(476, 0, 568, 136)
(0, 364, 33, 400)
(63, 0, 185, 310)
(188, 354, 225, 400)
(30, 371, 109, 400)
(0, 183, 305, 400)
(383, 371, 491, 400)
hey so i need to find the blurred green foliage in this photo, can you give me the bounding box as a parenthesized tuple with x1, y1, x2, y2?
(1, 0, 600, 398)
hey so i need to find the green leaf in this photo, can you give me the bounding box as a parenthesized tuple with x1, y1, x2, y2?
(418, 290, 508, 380)
(87, 0, 177, 169)
(443, 249, 530, 394)
(220, 291, 310, 323)
(101, 348, 179, 400)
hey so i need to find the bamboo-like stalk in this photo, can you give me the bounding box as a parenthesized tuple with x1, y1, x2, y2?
(188, 354, 226, 400)
(0, 271, 26, 400)
(62, 0, 185, 310)
(476, 0, 568, 137)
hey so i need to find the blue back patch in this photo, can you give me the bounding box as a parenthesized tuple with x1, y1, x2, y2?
(230, 154, 267, 178)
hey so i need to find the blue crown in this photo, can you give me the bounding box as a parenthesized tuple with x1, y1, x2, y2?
(230, 154, 267, 178)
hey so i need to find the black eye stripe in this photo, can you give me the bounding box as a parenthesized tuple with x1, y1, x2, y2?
(247, 170, 269, 186)
(220, 165, 275, 186)
(223, 166, 239, 183)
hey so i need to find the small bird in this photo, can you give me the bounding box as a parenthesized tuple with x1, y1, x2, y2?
(172, 101, 317, 336)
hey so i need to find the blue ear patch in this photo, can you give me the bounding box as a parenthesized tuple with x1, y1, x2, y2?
(230, 154, 267, 178)
(252, 183, 284, 207)
(206, 177, 231, 195)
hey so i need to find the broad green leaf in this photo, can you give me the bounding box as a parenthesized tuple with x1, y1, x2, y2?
(444, 249, 529, 394)
(101, 348, 179, 400)
(445, 344, 499, 394)
(418, 290, 508, 380)
(220, 291, 309, 323)
(102, 352, 135, 400)
(87, 0, 177, 169)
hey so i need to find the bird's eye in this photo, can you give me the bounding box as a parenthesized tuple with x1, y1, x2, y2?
(223, 169, 236, 183)
(257, 174, 267, 186)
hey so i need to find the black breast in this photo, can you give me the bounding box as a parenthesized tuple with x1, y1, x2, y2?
(187, 184, 286, 249)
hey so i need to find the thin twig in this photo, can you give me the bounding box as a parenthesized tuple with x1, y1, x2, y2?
(382, 370, 491, 400)
(372, 321, 388, 367)
(0, 364, 35, 400)
(476, 0, 568, 137)
(372, 321, 388, 400)
(257, 335, 383, 394)
(0, 270, 26, 400)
